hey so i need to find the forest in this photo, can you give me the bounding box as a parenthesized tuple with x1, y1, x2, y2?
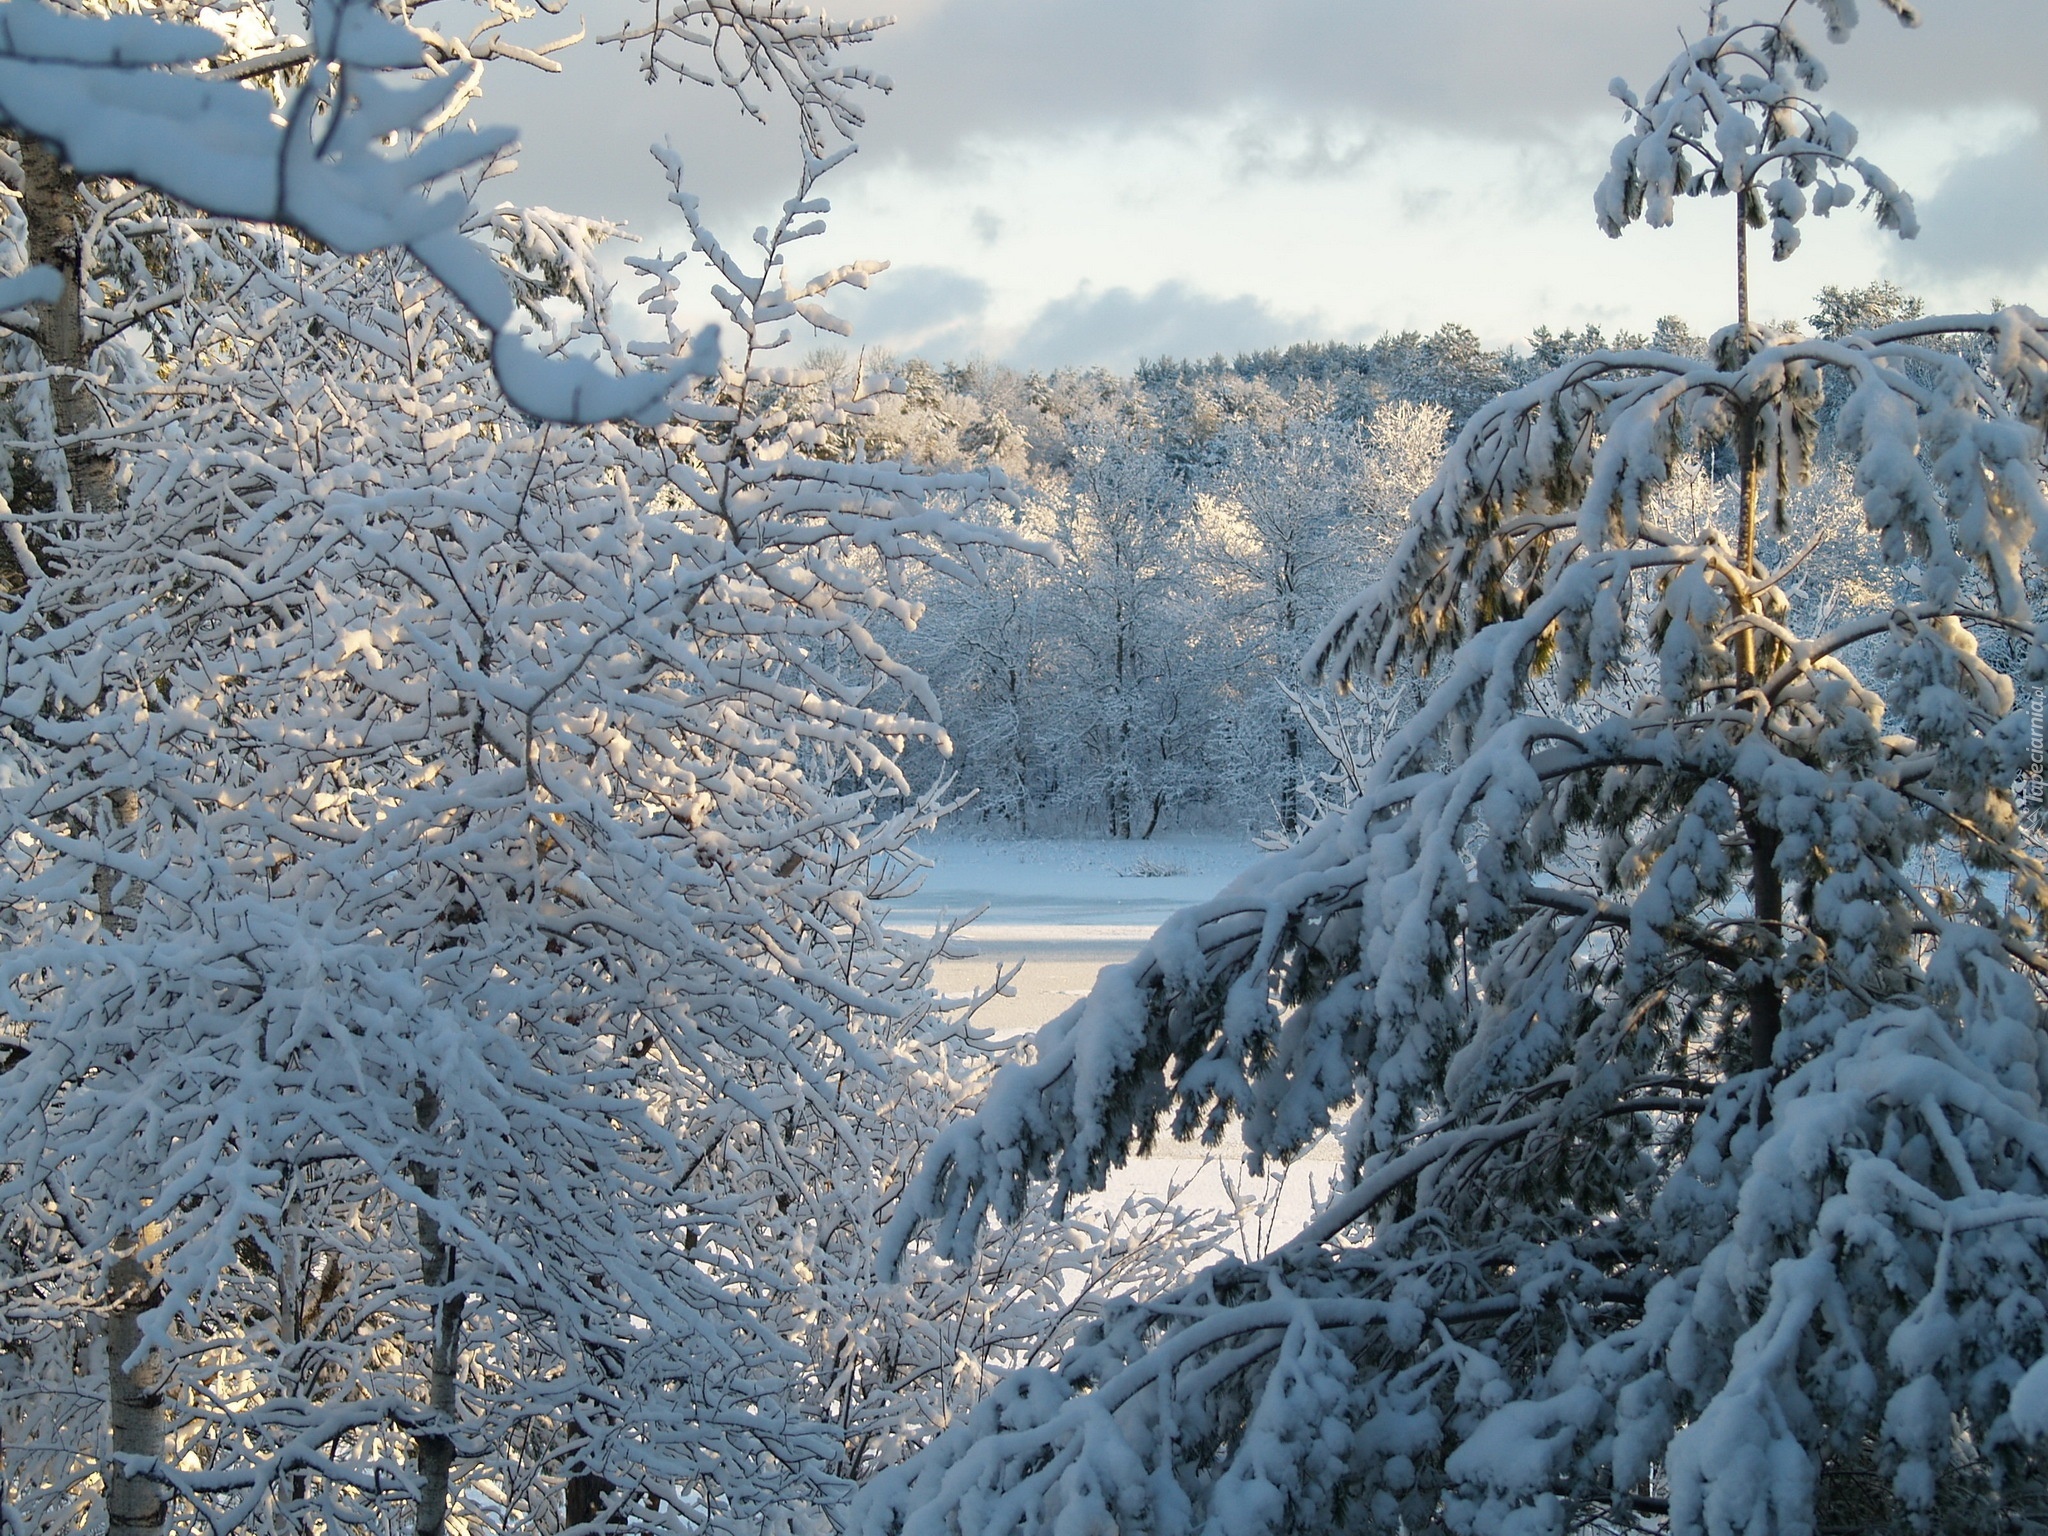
(859, 292, 1909, 842)
(3, 2, 2048, 1535)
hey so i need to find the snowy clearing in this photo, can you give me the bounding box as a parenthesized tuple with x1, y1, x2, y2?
(891, 835, 1338, 1257)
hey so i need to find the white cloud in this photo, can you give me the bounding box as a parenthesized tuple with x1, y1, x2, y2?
(1006, 282, 1315, 371)
(1888, 112, 2048, 297)
(809, 106, 2004, 364)
(480, 1, 2048, 367)
(837, 266, 994, 362)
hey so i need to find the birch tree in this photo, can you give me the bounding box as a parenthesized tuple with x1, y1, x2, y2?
(0, 0, 1115, 1530)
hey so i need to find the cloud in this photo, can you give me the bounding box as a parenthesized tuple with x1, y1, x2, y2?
(471, 1, 2048, 371)
(855, 0, 2044, 176)
(862, 0, 1661, 159)
(1229, 117, 1384, 182)
(1811, 1, 2048, 120)
(478, 0, 2048, 246)
(838, 265, 993, 358)
(1005, 281, 1321, 371)
(1894, 128, 2048, 292)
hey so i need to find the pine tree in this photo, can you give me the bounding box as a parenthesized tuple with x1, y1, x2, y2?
(867, 7, 2048, 1534)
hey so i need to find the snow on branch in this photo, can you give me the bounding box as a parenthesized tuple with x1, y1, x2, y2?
(0, 0, 710, 423)
(601, 0, 892, 158)
(1597, 6, 1920, 263)
(0, 133, 1083, 1527)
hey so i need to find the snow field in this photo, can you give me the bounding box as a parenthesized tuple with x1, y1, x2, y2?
(898, 836, 1337, 1258)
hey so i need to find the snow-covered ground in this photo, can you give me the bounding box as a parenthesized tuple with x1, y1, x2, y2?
(890, 835, 1340, 1259)
(890, 834, 1261, 1033)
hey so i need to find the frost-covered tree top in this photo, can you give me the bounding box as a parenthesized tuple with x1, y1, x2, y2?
(1597, 0, 1918, 277)
(867, 9, 2048, 1534)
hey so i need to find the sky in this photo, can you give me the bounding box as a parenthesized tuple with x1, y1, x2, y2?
(486, 0, 2048, 372)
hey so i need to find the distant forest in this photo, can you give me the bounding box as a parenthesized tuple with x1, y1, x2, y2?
(856, 280, 1936, 837)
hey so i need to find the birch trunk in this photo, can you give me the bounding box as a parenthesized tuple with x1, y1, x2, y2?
(104, 1249, 165, 1536)
(410, 1090, 464, 1536)
(20, 139, 118, 521)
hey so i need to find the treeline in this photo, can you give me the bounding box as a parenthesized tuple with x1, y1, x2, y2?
(878, 366, 1445, 838)
(843, 281, 1930, 839)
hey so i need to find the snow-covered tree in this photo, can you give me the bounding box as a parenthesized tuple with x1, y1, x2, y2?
(0, 4, 708, 1528)
(1051, 412, 1215, 839)
(0, 144, 914, 1531)
(0, 0, 743, 426)
(1191, 398, 1448, 834)
(1595, 0, 1920, 307)
(1811, 280, 1927, 340)
(890, 376, 1448, 838)
(897, 524, 1064, 833)
(0, 2, 1151, 1531)
(907, 385, 1215, 840)
(865, 8, 2048, 1536)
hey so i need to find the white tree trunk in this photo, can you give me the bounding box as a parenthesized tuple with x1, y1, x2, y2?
(104, 1250, 165, 1536)
(20, 140, 118, 521)
(410, 1090, 464, 1536)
